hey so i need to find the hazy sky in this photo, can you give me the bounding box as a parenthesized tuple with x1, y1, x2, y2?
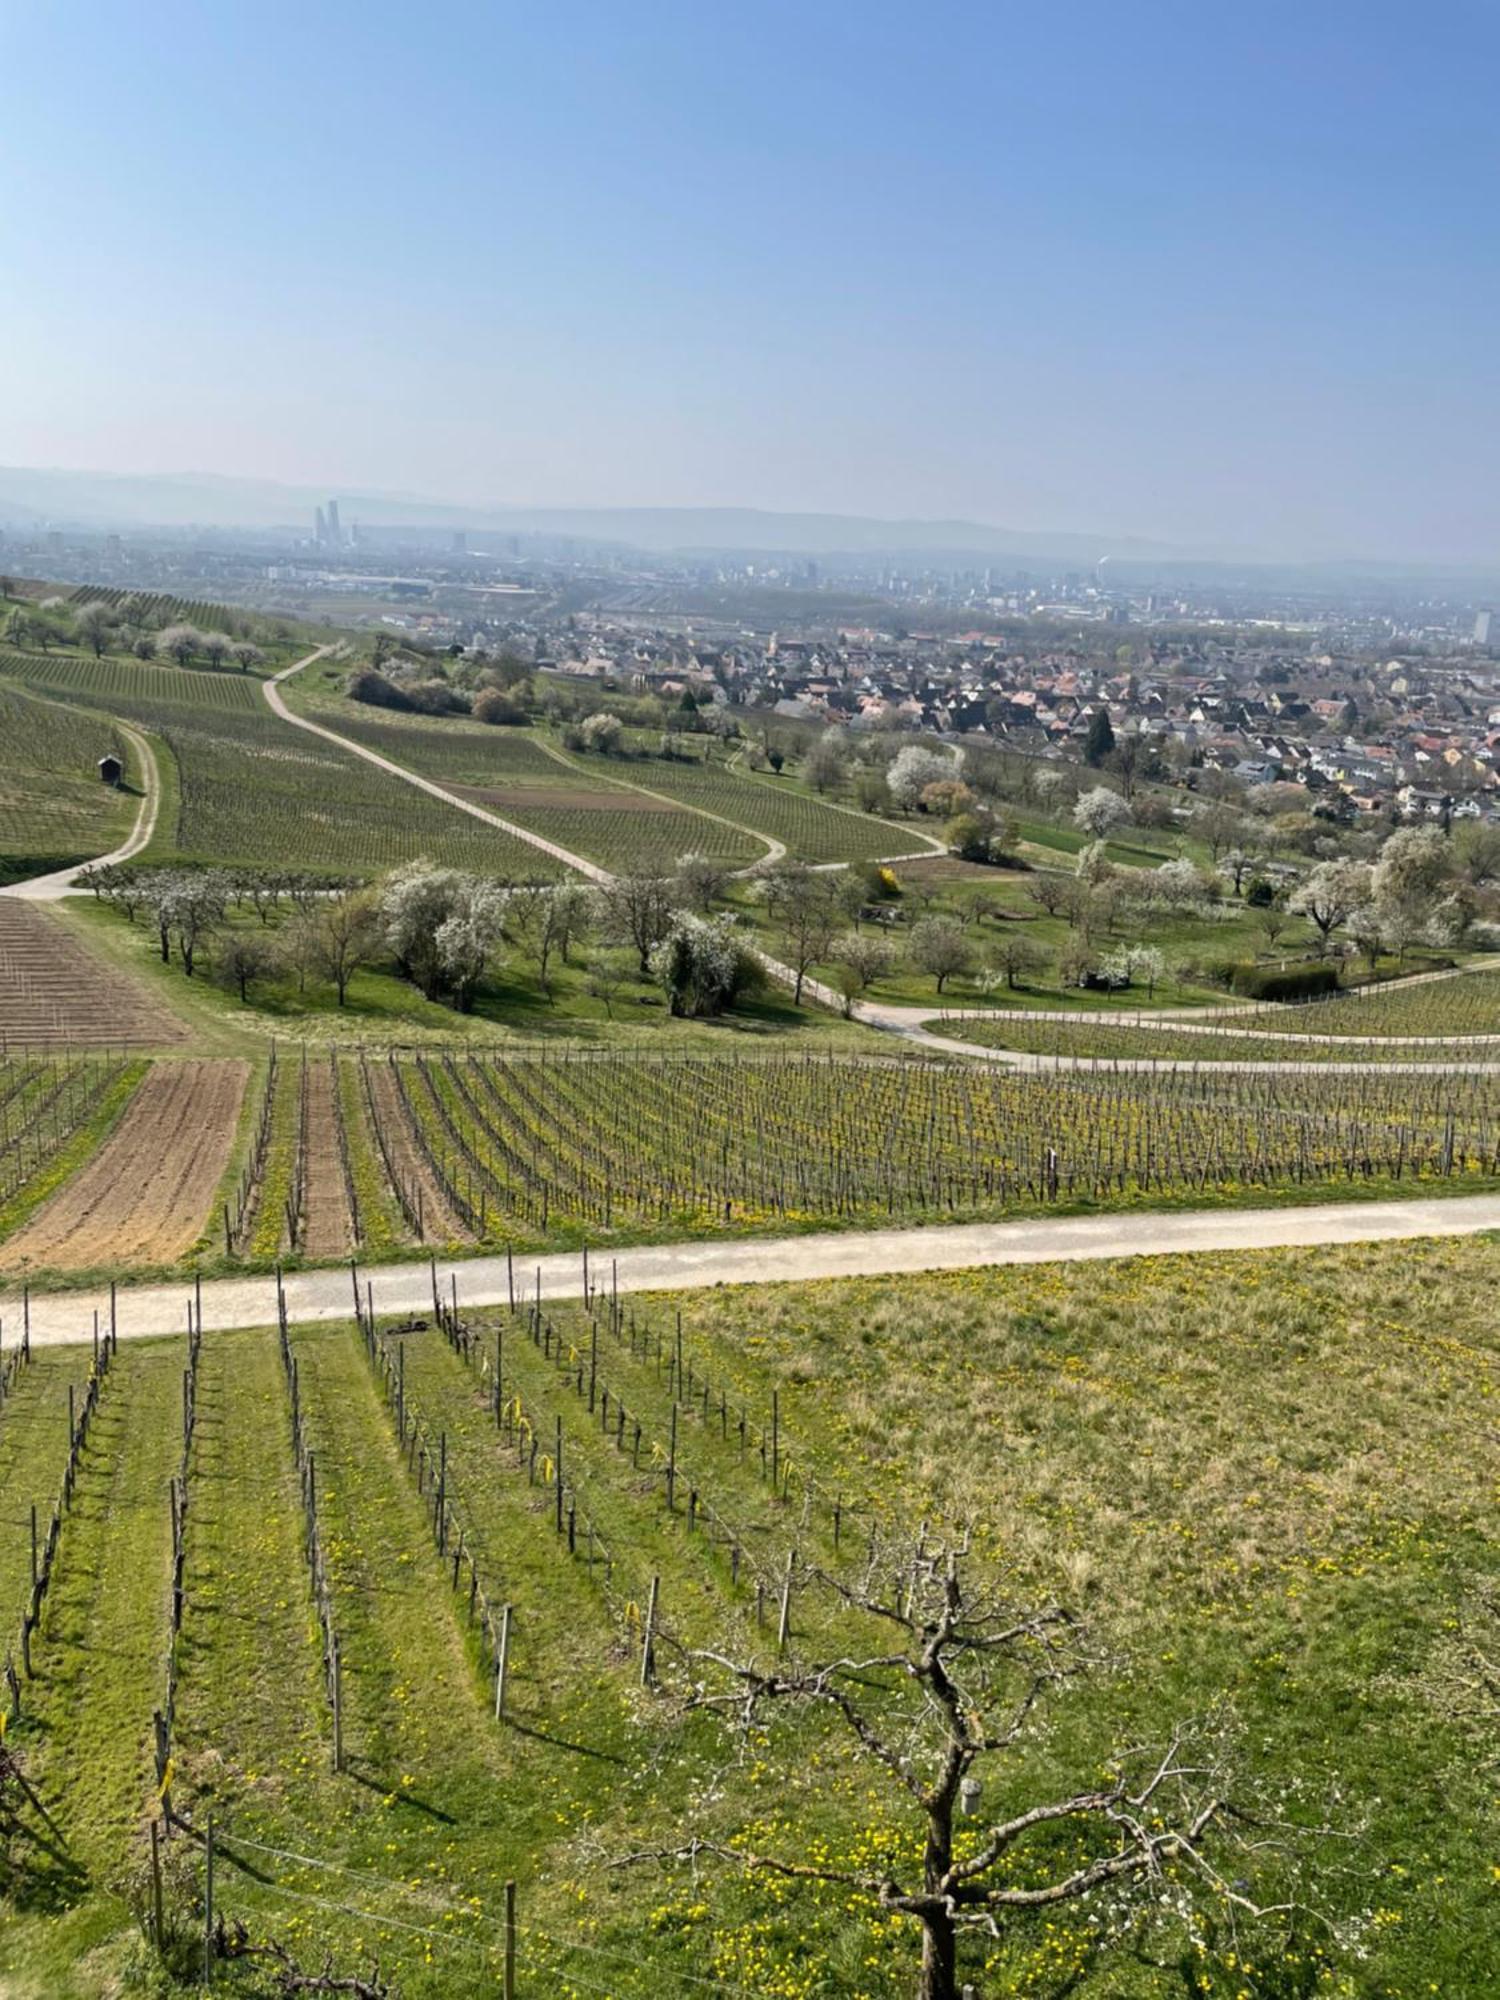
(4, 0, 1498, 560)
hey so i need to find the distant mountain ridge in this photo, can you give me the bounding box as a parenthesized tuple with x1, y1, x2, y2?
(0, 464, 1228, 563)
(0, 464, 1493, 584)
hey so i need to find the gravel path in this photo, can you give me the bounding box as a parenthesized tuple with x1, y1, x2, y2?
(10, 1190, 1500, 1346)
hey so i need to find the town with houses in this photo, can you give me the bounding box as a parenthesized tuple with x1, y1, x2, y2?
(8, 509, 1500, 826)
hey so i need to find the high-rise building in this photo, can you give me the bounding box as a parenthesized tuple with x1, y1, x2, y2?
(314, 505, 327, 545)
(327, 499, 342, 546)
(1474, 609, 1494, 647)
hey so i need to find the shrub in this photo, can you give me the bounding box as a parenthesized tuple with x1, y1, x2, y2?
(406, 678, 470, 715)
(471, 686, 529, 725)
(347, 667, 413, 710)
(1232, 961, 1341, 1002)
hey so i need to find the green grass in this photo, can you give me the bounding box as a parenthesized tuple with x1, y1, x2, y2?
(60, 894, 866, 1056)
(13, 1340, 180, 1893)
(6, 1241, 1500, 1992)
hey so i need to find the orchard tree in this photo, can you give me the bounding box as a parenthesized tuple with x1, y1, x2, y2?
(984, 931, 1045, 990)
(214, 930, 278, 1004)
(434, 878, 509, 1010)
(1194, 800, 1248, 865)
(601, 872, 675, 975)
(910, 915, 974, 994)
(579, 711, 625, 755)
(760, 859, 845, 1004)
(638, 1538, 1299, 2000)
(650, 911, 760, 1017)
(674, 851, 729, 913)
(1071, 786, 1131, 840)
(830, 931, 896, 1015)
(159, 623, 203, 667)
(73, 601, 116, 658)
(1289, 859, 1370, 954)
(888, 745, 964, 813)
(803, 729, 848, 794)
(306, 888, 383, 1005)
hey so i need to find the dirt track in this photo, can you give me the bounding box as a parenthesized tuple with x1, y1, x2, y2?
(299, 1058, 353, 1259)
(0, 1059, 248, 1271)
(364, 1060, 472, 1245)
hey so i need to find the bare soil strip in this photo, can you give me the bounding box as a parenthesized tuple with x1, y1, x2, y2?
(0, 1059, 248, 1271)
(0, 900, 184, 1049)
(364, 1061, 473, 1245)
(299, 1058, 353, 1259)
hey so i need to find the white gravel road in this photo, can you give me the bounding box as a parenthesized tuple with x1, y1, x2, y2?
(8, 1191, 1500, 1347)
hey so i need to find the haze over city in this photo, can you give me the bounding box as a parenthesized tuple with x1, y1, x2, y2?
(5, 0, 1498, 563)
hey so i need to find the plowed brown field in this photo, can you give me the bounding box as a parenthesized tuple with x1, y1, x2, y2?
(299, 1058, 353, 1258)
(0, 1059, 247, 1271)
(0, 900, 184, 1049)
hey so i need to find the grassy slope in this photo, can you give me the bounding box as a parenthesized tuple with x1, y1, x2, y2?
(2, 1242, 1499, 1993)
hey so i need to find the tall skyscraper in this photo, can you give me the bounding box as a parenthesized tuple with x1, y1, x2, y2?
(314, 505, 326, 545)
(1474, 609, 1494, 647)
(327, 499, 342, 546)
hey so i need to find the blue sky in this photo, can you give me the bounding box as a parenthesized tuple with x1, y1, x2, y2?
(3, 0, 1497, 559)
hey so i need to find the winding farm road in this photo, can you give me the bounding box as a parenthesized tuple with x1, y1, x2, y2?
(1, 720, 161, 901)
(9, 1190, 1500, 1346)
(264, 651, 613, 884)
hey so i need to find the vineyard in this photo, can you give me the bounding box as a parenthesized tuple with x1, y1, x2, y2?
(0, 647, 268, 711)
(0, 898, 186, 1049)
(344, 1045, 1500, 1233)
(937, 1011, 1500, 1065)
(0, 1060, 247, 1274)
(66, 584, 271, 629)
(0, 681, 135, 880)
(322, 709, 764, 869)
(0, 650, 566, 878)
(1236, 965, 1500, 1038)
(317, 702, 903, 867)
(606, 748, 910, 862)
(9, 1044, 1500, 1276)
(2, 1238, 1498, 1994)
(0, 1052, 144, 1240)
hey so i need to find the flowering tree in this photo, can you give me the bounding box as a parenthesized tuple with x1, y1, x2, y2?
(1072, 787, 1131, 840)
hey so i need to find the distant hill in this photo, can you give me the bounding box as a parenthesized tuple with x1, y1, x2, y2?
(0, 464, 1208, 563)
(2, 464, 1496, 586)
